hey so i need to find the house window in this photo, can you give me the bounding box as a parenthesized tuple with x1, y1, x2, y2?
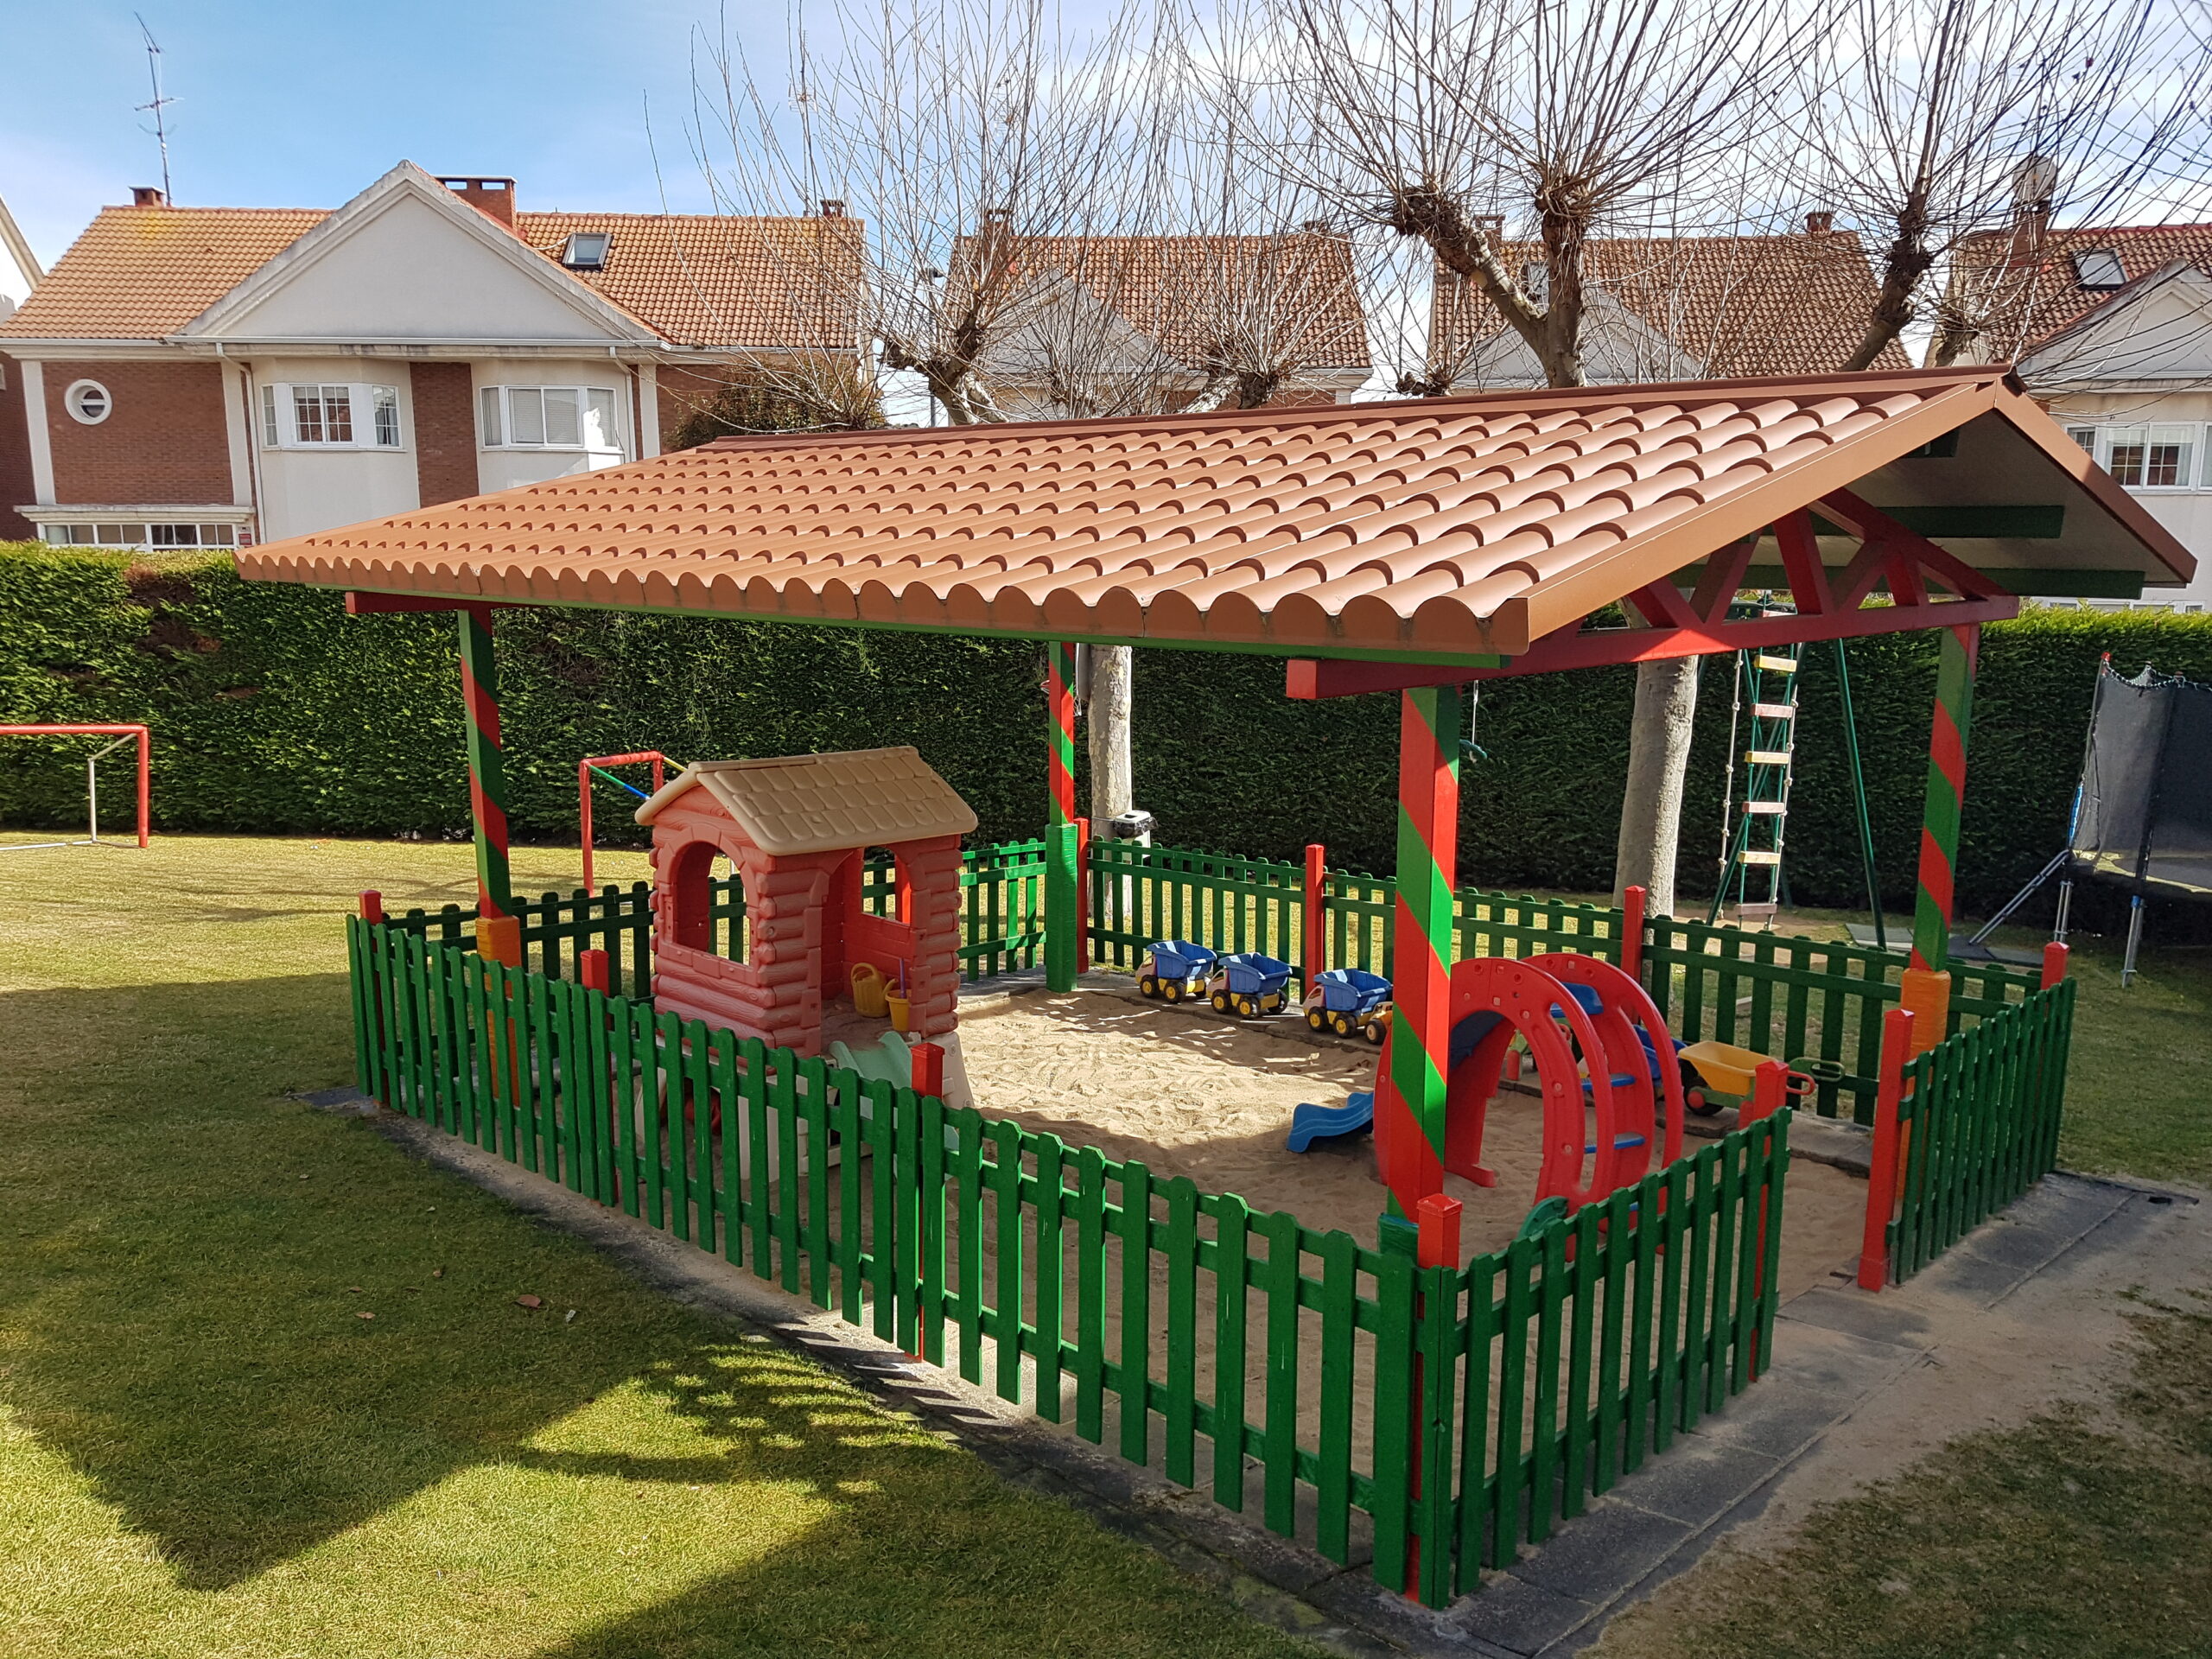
(259, 382, 403, 448)
(561, 232, 611, 270)
(2070, 249, 2126, 289)
(63, 379, 112, 424)
(41, 522, 239, 548)
(478, 385, 624, 454)
(2081, 423, 2201, 491)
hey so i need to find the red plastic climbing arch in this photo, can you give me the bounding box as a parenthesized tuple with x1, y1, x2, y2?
(1370, 952, 1687, 1221)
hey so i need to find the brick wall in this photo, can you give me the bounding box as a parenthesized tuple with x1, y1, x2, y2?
(0, 353, 34, 538)
(657, 364, 734, 452)
(410, 362, 480, 505)
(44, 359, 232, 504)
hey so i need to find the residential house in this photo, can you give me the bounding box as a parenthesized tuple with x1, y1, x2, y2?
(1429, 216, 1912, 391)
(0, 162, 861, 549)
(1948, 219, 2212, 610)
(968, 229, 1371, 417)
(0, 194, 43, 537)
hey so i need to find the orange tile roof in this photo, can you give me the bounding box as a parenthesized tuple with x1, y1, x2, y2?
(0, 204, 862, 348)
(238, 367, 2192, 661)
(1949, 222, 2212, 358)
(1433, 232, 1914, 380)
(514, 213, 864, 349)
(0, 207, 327, 338)
(968, 232, 1370, 371)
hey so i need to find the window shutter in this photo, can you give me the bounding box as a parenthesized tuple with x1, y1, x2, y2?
(511, 388, 545, 445)
(543, 388, 581, 448)
(480, 388, 503, 447)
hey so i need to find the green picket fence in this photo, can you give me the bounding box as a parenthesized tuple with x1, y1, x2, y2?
(378, 833, 2044, 1132)
(1881, 978, 2076, 1283)
(1086, 840, 1305, 971)
(1642, 918, 2040, 1126)
(347, 917, 1789, 1607)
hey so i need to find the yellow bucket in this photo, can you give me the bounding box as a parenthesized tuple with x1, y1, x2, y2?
(850, 962, 889, 1018)
(887, 994, 912, 1034)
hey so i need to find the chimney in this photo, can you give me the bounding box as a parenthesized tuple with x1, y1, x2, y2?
(820, 198, 846, 218)
(131, 186, 167, 208)
(437, 175, 518, 230)
(1805, 211, 1834, 235)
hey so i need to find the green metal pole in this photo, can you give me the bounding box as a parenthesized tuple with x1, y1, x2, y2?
(1833, 639, 1888, 950)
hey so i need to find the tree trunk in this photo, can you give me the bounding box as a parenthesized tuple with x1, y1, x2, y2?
(1086, 644, 1135, 826)
(1613, 655, 1700, 916)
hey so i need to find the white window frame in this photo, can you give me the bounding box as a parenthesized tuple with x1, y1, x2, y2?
(38, 521, 242, 549)
(258, 381, 405, 450)
(2067, 422, 2209, 493)
(477, 385, 626, 457)
(63, 379, 112, 425)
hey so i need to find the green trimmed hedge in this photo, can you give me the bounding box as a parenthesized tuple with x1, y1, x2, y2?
(4, 542, 2209, 913)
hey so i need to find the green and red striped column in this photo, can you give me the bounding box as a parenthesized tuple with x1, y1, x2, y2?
(1386, 684, 1463, 1216)
(458, 607, 514, 919)
(1910, 624, 1979, 974)
(1045, 641, 1080, 990)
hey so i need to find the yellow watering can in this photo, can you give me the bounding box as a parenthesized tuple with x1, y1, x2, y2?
(850, 962, 890, 1018)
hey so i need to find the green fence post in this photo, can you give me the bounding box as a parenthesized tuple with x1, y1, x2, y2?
(1385, 684, 1464, 1217)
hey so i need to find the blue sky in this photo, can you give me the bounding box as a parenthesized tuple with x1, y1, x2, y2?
(0, 1, 784, 264)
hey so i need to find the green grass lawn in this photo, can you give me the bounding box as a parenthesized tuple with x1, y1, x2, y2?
(0, 833, 1315, 1659)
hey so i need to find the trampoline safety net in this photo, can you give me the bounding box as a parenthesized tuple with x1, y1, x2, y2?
(2070, 663, 2212, 900)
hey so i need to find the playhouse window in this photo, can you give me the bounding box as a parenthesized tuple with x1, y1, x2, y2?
(668, 842, 746, 961)
(861, 847, 907, 920)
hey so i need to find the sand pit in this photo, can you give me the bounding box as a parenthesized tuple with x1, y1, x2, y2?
(951, 985, 1866, 1300)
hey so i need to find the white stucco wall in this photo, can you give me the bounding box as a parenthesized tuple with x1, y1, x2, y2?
(2044, 389, 2212, 608)
(250, 358, 421, 541)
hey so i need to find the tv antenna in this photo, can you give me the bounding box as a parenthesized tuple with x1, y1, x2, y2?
(135, 14, 175, 202)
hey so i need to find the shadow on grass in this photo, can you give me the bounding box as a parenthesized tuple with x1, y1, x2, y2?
(0, 974, 955, 1596)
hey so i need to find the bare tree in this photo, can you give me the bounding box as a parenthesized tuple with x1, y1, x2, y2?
(1258, 0, 1808, 914)
(1792, 0, 2209, 372)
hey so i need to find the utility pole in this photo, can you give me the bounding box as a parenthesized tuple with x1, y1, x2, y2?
(135, 15, 175, 202)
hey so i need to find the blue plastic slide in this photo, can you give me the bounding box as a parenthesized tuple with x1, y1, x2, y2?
(1287, 1090, 1376, 1152)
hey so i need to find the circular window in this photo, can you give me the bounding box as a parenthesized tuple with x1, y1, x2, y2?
(64, 380, 111, 425)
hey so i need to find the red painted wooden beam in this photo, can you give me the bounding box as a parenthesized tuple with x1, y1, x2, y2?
(346, 591, 518, 617)
(1287, 592, 2018, 698)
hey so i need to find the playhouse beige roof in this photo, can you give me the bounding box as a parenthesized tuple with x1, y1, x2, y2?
(634, 749, 977, 855)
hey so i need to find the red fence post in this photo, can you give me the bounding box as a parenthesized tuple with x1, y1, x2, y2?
(1745, 1058, 1788, 1123)
(2041, 940, 2070, 989)
(134, 728, 150, 849)
(1402, 1191, 1463, 1597)
(359, 890, 385, 924)
(1620, 883, 1646, 982)
(1304, 842, 1327, 988)
(1858, 1007, 1915, 1292)
(579, 948, 610, 995)
(910, 1040, 945, 1100)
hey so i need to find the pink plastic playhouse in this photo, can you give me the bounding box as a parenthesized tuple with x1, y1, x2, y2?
(633, 747, 977, 1054)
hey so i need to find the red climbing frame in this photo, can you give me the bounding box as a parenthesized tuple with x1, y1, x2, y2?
(579, 751, 668, 890)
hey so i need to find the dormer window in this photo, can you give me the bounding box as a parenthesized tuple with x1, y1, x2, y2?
(561, 232, 611, 270)
(2071, 248, 2126, 289)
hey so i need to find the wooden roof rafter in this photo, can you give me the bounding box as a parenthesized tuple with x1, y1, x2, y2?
(1286, 492, 2021, 698)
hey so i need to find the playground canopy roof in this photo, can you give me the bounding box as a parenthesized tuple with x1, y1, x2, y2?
(238, 366, 2195, 667)
(634, 748, 977, 855)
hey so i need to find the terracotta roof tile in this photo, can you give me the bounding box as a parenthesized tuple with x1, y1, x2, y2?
(1949, 222, 2212, 356)
(0, 204, 861, 348)
(0, 207, 327, 338)
(236, 366, 2149, 658)
(1433, 232, 1912, 380)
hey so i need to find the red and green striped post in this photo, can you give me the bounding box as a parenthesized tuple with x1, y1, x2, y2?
(458, 607, 514, 919)
(1903, 624, 1977, 1051)
(1387, 685, 1463, 1217)
(1045, 641, 1080, 991)
(1910, 624, 1979, 974)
